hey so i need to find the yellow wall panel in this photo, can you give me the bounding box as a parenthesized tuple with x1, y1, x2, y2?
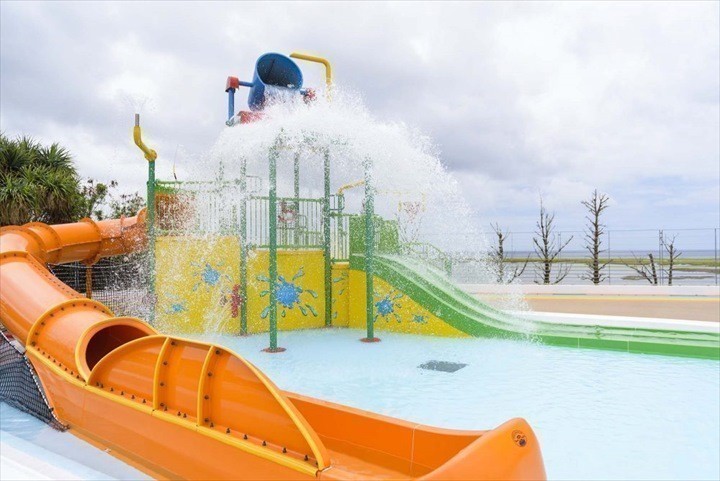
(245, 250, 326, 333)
(155, 238, 457, 338)
(155, 237, 326, 334)
(331, 263, 350, 327)
(155, 236, 240, 334)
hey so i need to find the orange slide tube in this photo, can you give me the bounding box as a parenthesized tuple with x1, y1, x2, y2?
(0, 214, 546, 480)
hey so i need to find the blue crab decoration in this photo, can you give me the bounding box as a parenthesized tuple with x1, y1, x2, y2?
(373, 290, 404, 323)
(190, 260, 232, 292)
(258, 267, 319, 318)
(162, 293, 188, 315)
(411, 314, 428, 324)
(168, 303, 188, 314)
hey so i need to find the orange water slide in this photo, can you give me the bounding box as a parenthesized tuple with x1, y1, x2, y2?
(0, 214, 546, 480)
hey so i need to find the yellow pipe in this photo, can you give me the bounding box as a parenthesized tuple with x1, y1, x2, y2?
(290, 52, 333, 99)
(133, 113, 157, 162)
(337, 181, 425, 206)
(337, 179, 364, 195)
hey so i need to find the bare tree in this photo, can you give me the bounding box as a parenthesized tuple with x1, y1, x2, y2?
(533, 201, 573, 284)
(625, 253, 659, 285)
(580, 190, 612, 284)
(663, 234, 682, 286)
(489, 223, 529, 283)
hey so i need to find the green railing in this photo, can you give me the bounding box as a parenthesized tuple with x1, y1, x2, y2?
(401, 242, 453, 276)
(153, 180, 351, 254)
(331, 213, 350, 262)
(247, 196, 324, 248)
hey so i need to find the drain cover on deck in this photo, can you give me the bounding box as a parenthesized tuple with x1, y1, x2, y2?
(418, 360, 467, 373)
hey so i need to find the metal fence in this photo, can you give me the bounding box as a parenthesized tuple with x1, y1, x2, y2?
(155, 179, 351, 251)
(448, 228, 719, 286)
(247, 197, 325, 248)
(150, 178, 720, 286)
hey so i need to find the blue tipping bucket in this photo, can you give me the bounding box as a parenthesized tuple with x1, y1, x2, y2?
(246, 53, 304, 111)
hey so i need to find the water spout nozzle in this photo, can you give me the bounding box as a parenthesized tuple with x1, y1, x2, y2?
(133, 114, 157, 162)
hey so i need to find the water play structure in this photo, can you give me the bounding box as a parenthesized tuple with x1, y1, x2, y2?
(0, 51, 718, 480)
(150, 51, 718, 359)
(0, 52, 546, 480)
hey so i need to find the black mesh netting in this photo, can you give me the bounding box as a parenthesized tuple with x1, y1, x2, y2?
(0, 254, 150, 430)
(49, 253, 151, 319)
(0, 330, 66, 430)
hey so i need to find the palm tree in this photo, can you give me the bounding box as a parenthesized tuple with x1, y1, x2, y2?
(0, 134, 82, 226)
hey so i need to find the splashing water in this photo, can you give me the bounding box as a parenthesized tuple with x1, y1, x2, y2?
(208, 88, 481, 250)
(159, 85, 529, 333)
(210, 88, 499, 264)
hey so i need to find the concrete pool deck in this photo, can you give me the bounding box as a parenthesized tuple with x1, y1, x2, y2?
(465, 284, 720, 323)
(521, 295, 719, 322)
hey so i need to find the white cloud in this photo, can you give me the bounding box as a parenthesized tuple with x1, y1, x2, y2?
(1, 1, 717, 234)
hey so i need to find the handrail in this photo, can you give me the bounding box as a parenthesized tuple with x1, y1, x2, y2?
(402, 241, 453, 276)
(403, 241, 446, 257)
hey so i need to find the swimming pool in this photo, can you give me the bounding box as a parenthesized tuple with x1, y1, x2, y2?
(197, 329, 720, 481)
(2, 329, 718, 480)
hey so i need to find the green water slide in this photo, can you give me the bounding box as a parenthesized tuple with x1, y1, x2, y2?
(350, 254, 720, 360)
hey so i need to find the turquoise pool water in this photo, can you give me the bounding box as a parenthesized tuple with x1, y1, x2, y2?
(199, 329, 720, 481)
(2, 329, 717, 480)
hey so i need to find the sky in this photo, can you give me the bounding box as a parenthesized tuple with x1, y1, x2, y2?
(1, 1, 718, 246)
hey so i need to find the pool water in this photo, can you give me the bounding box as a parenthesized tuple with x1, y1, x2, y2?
(2, 329, 717, 480)
(196, 329, 720, 481)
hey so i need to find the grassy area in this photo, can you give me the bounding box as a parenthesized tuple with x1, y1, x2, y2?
(504, 257, 720, 268)
(622, 274, 716, 281)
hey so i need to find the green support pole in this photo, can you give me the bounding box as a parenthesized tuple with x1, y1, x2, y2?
(147, 160, 156, 324)
(322, 149, 332, 326)
(264, 145, 284, 352)
(293, 153, 300, 208)
(293, 152, 300, 245)
(239, 158, 248, 335)
(361, 156, 379, 342)
(337, 194, 346, 260)
(134, 113, 157, 324)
